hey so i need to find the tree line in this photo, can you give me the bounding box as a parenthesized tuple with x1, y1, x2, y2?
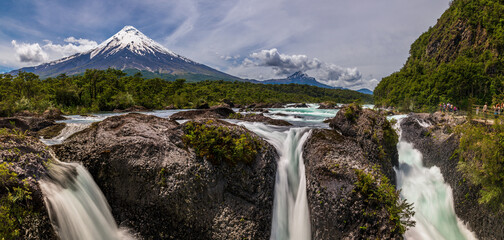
(0, 69, 372, 116)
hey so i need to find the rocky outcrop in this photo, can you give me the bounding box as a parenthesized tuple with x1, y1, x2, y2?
(400, 113, 504, 240)
(171, 107, 291, 126)
(53, 113, 278, 239)
(329, 104, 399, 182)
(170, 107, 235, 120)
(0, 130, 57, 239)
(317, 102, 340, 109)
(303, 105, 403, 239)
(113, 105, 150, 113)
(0, 116, 67, 140)
(231, 113, 292, 126)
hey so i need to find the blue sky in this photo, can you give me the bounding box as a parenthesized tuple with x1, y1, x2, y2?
(0, 0, 450, 90)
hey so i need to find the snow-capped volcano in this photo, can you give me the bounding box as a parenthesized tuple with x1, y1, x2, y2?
(89, 26, 184, 60)
(12, 26, 239, 81)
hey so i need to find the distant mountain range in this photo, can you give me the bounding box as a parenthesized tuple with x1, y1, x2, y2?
(10, 26, 240, 81)
(254, 71, 373, 94)
(8, 26, 372, 94)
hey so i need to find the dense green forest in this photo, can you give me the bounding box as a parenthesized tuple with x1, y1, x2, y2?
(374, 0, 504, 111)
(456, 120, 504, 211)
(0, 69, 371, 116)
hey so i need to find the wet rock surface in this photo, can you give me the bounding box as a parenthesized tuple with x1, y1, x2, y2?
(400, 113, 504, 240)
(53, 113, 278, 239)
(232, 113, 292, 126)
(303, 105, 402, 239)
(170, 107, 235, 120)
(328, 104, 399, 182)
(171, 107, 291, 126)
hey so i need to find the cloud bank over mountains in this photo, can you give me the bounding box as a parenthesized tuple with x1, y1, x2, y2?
(11, 37, 98, 63)
(237, 48, 377, 90)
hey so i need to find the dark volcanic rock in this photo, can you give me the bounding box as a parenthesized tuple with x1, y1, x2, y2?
(303, 105, 402, 239)
(53, 113, 277, 239)
(329, 104, 399, 182)
(317, 102, 339, 109)
(0, 131, 57, 239)
(196, 103, 210, 109)
(113, 105, 150, 113)
(170, 107, 235, 120)
(234, 113, 292, 126)
(292, 103, 308, 108)
(400, 113, 504, 239)
(0, 117, 56, 135)
(38, 123, 66, 139)
(42, 108, 66, 120)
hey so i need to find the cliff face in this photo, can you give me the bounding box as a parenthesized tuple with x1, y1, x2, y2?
(53, 113, 277, 239)
(375, 0, 504, 109)
(303, 105, 407, 239)
(400, 113, 504, 239)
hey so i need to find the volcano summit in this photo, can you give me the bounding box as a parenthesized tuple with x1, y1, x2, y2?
(12, 26, 239, 81)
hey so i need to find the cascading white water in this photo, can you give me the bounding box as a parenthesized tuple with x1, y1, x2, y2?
(41, 123, 91, 145)
(394, 119, 476, 240)
(238, 122, 312, 240)
(40, 160, 133, 240)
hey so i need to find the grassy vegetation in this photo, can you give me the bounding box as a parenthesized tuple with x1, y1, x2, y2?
(374, 0, 504, 111)
(0, 69, 372, 116)
(456, 120, 504, 211)
(182, 120, 261, 166)
(353, 167, 415, 234)
(0, 163, 34, 240)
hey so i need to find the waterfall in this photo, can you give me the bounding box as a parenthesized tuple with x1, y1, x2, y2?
(40, 160, 133, 240)
(394, 119, 476, 240)
(41, 123, 91, 145)
(239, 122, 312, 240)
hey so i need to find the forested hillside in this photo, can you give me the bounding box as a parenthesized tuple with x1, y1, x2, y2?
(374, 0, 504, 110)
(0, 69, 371, 116)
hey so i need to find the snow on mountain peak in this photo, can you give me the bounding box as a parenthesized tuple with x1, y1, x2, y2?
(89, 26, 189, 62)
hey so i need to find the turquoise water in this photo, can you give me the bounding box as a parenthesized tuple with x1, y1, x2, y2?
(394, 117, 476, 240)
(41, 105, 477, 239)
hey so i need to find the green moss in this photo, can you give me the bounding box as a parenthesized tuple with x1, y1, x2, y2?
(353, 167, 415, 235)
(0, 162, 34, 239)
(183, 120, 261, 166)
(344, 104, 361, 123)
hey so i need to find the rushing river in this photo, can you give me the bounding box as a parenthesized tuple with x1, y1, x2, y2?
(40, 160, 133, 240)
(39, 104, 476, 239)
(393, 117, 476, 240)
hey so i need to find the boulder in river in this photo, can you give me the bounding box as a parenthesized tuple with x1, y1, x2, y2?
(53, 113, 278, 239)
(303, 104, 408, 239)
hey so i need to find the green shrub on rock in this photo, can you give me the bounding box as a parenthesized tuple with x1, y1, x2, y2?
(456, 120, 504, 211)
(353, 167, 415, 235)
(0, 162, 33, 240)
(183, 120, 261, 166)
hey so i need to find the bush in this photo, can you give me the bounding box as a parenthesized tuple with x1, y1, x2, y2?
(354, 167, 415, 234)
(344, 103, 362, 123)
(0, 162, 33, 239)
(183, 120, 261, 166)
(456, 120, 504, 211)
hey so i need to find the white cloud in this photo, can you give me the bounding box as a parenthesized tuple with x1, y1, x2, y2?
(43, 37, 98, 59)
(238, 48, 376, 90)
(246, 48, 322, 75)
(10, 37, 98, 65)
(11, 40, 48, 63)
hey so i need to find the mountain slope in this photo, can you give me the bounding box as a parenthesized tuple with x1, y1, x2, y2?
(374, 0, 504, 109)
(357, 88, 373, 95)
(256, 71, 341, 89)
(12, 26, 241, 81)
